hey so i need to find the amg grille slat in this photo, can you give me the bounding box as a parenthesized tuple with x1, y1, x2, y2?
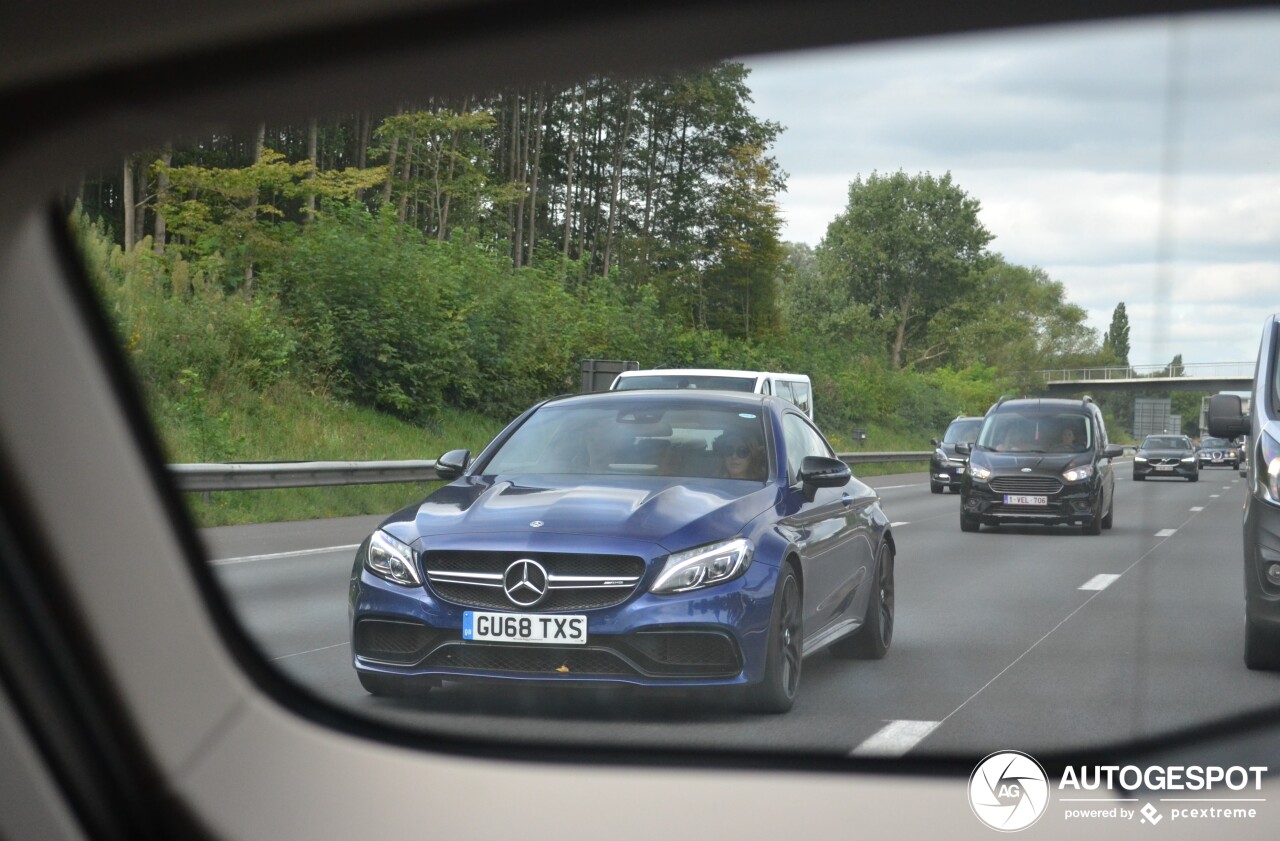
(423, 550, 645, 611)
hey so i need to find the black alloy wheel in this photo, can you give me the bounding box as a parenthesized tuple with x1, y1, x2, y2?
(744, 567, 802, 713)
(831, 544, 894, 660)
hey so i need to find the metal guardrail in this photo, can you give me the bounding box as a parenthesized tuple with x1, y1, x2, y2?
(169, 452, 934, 492)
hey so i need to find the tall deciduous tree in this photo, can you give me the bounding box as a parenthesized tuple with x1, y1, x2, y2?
(1103, 302, 1131, 365)
(817, 170, 993, 369)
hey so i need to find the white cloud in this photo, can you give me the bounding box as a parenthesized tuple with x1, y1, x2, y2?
(745, 9, 1280, 366)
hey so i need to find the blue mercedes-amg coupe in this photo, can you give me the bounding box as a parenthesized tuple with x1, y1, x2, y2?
(349, 388, 895, 712)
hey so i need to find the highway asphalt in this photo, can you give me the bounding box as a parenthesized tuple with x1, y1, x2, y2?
(202, 465, 1280, 758)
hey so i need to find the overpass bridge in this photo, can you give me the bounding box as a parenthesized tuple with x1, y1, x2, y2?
(1034, 362, 1252, 396)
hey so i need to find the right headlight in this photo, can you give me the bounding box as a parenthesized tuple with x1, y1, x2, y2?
(1134, 455, 1148, 463)
(364, 529, 423, 587)
(969, 462, 992, 481)
(651, 538, 753, 594)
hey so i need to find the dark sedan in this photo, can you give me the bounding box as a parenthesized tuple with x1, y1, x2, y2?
(349, 389, 895, 713)
(1133, 434, 1199, 481)
(1197, 436, 1241, 469)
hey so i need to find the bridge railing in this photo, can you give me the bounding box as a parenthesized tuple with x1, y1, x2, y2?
(1035, 362, 1253, 382)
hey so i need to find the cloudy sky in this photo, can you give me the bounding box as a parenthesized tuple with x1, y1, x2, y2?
(741, 9, 1280, 369)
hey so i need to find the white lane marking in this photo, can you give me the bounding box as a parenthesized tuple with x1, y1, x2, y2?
(890, 521, 910, 528)
(936, 511, 1206, 727)
(212, 544, 360, 565)
(1211, 494, 1221, 498)
(1155, 529, 1177, 538)
(1190, 506, 1205, 512)
(873, 483, 924, 491)
(269, 641, 350, 661)
(850, 720, 940, 757)
(1080, 574, 1122, 591)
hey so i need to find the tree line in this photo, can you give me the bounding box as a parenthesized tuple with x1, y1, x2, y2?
(72, 61, 1158, 445)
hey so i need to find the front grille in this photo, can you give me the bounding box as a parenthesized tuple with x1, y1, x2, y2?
(353, 619, 445, 665)
(424, 643, 638, 676)
(1149, 458, 1182, 467)
(989, 475, 1064, 495)
(423, 550, 645, 611)
(430, 582, 626, 611)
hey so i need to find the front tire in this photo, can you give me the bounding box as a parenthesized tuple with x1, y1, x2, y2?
(960, 510, 980, 532)
(1244, 618, 1280, 670)
(930, 482, 944, 494)
(1101, 496, 1114, 529)
(744, 567, 802, 713)
(831, 544, 894, 660)
(1082, 498, 1103, 535)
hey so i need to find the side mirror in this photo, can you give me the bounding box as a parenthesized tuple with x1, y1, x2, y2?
(798, 455, 851, 502)
(435, 449, 471, 480)
(1208, 394, 1250, 438)
(955, 442, 972, 455)
(930, 438, 941, 447)
(1103, 444, 1124, 459)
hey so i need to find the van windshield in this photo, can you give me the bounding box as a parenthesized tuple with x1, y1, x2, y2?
(613, 374, 757, 392)
(977, 411, 1093, 453)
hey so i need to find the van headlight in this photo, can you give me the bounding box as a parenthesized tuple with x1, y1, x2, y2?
(969, 463, 992, 481)
(1261, 431, 1280, 505)
(1063, 464, 1094, 482)
(652, 538, 753, 594)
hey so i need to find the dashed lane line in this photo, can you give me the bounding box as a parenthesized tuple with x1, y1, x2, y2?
(1079, 574, 1122, 591)
(850, 720, 941, 757)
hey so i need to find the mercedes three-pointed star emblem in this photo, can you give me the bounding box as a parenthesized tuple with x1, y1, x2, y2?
(503, 559, 549, 607)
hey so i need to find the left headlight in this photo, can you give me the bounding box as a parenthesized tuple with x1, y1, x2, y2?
(1063, 464, 1094, 482)
(651, 538, 753, 594)
(364, 529, 423, 587)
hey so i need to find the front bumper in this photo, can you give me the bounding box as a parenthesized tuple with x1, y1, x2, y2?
(1200, 452, 1240, 468)
(350, 558, 778, 688)
(930, 458, 967, 487)
(962, 480, 1100, 526)
(1134, 459, 1197, 479)
(1244, 491, 1280, 626)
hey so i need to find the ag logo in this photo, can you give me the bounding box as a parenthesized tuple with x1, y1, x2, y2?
(969, 750, 1050, 832)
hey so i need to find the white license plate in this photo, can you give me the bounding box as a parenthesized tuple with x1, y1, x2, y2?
(462, 611, 587, 645)
(1155, 465, 1174, 471)
(1004, 494, 1048, 506)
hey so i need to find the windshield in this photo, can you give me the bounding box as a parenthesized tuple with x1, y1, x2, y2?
(1143, 436, 1189, 450)
(613, 374, 758, 392)
(977, 410, 1093, 453)
(942, 419, 981, 445)
(481, 401, 768, 481)
(1201, 437, 1232, 447)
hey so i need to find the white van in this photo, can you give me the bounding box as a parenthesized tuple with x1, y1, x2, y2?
(609, 368, 814, 419)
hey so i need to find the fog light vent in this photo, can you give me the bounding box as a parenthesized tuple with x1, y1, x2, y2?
(1267, 564, 1280, 587)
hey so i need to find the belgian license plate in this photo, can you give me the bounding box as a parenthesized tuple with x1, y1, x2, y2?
(1004, 494, 1048, 506)
(462, 611, 587, 645)
(1155, 465, 1174, 471)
